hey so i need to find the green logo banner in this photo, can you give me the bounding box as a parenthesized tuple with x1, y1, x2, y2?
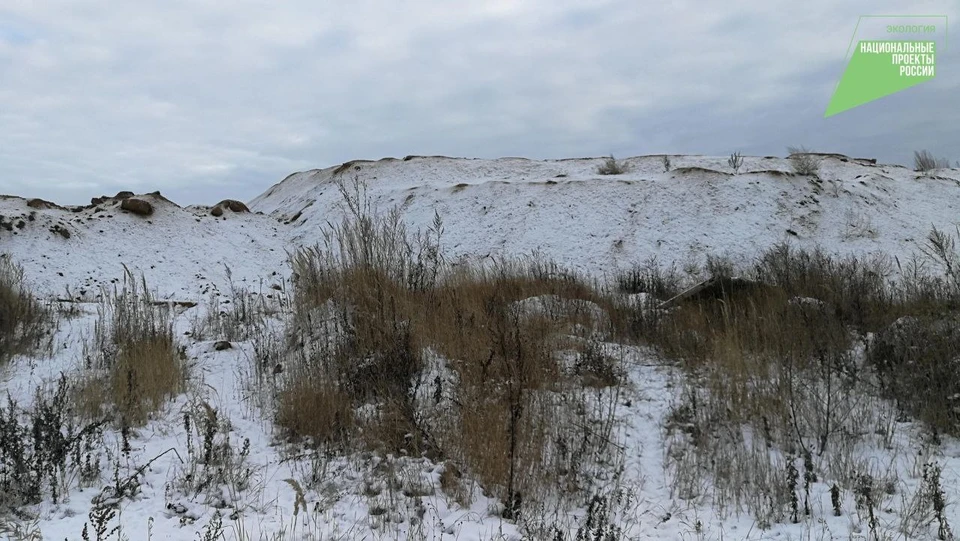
(825, 40, 935, 117)
(825, 17, 947, 118)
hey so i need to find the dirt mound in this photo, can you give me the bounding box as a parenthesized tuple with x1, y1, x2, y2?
(120, 198, 153, 216)
(26, 198, 64, 210)
(744, 169, 796, 178)
(332, 159, 376, 176)
(671, 166, 732, 176)
(216, 200, 249, 213)
(210, 199, 249, 217)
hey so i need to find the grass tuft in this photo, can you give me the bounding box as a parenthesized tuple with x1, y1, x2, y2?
(0, 254, 48, 364)
(77, 268, 185, 426)
(914, 149, 951, 172)
(597, 155, 627, 175)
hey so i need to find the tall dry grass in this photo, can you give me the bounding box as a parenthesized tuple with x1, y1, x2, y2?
(276, 176, 623, 516)
(636, 240, 960, 527)
(77, 268, 185, 426)
(0, 254, 48, 364)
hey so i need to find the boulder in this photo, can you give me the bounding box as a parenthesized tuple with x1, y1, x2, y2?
(215, 199, 250, 213)
(214, 340, 232, 351)
(210, 206, 223, 217)
(120, 198, 153, 216)
(114, 191, 134, 199)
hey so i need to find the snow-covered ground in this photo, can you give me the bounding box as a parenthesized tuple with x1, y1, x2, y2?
(4, 154, 960, 299)
(1, 154, 960, 540)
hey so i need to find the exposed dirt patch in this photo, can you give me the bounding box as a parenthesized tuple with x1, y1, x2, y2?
(120, 198, 154, 216)
(26, 198, 64, 210)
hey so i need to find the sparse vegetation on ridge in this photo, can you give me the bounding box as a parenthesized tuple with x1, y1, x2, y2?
(596, 155, 627, 175)
(728, 151, 744, 174)
(787, 146, 822, 177)
(914, 149, 952, 172)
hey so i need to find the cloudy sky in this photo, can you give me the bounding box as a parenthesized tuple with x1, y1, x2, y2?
(1, 1, 958, 205)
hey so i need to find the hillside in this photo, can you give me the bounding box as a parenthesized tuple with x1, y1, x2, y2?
(4, 154, 959, 299)
(2, 154, 960, 541)
(253, 154, 960, 277)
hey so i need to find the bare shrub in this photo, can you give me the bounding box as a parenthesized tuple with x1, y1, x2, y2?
(0, 375, 105, 511)
(787, 146, 822, 177)
(597, 155, 627, 175)
(866, 314, 960, 435)
(841, 211, 879, 240)
(728, 151, 744, 174)
(921, 226, 960, 291)
(189, 280, 269, 342)
(276, 369, 354, 448)
(172, 401, 257, 508)
(615, 257, 684, 300)
(753, 244, 895, 330)
(77, 268, 185, 426)
(902, 461, 955, 539)
(0, 254, 48, 364)
(914, 150, 951, 172)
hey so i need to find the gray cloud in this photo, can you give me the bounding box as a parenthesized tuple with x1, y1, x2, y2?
(0, 1, 957, 205)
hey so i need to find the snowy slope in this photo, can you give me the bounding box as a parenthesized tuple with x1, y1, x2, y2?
(3, 154, 960, 541)
(4, 154, 959, 301)
(252, 155, 960, 279)
(0, 193, 289, 300)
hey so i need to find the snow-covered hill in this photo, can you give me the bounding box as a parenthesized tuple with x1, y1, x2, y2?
(252, 154, 960, 280)
(0, 192, 289, 300)
(4, 154, 959, 300)
(3, 154, 960, 541)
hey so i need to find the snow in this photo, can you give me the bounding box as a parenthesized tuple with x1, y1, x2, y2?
(1, 154, 960, 540)
(252, 155, 960, 278)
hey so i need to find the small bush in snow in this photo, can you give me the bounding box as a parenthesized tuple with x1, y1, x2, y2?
(172, 401, 256, 507)
(786, 146, 822, 177)
(189, 266, 271, 342)
(0, 375, 105, 510)
(615, 257, 683, 300)
(597, 155, 627, 175)
(728, 151, 744, 174)
(866, 314, 960, 436)
(914, 149, 951, 172)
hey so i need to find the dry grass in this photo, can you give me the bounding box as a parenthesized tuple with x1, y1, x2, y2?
(77, 268, 185, 426)
(630, 241, 960, 527)
(597, 155, 627, 175)
(275, 176, 624, 514)
(0, 254, 48, 364)
(787, 146, 822, 177)
(914, 149, 951, 172)
(276, 372, 353, 448)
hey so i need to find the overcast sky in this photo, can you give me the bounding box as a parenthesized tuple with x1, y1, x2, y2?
(1, 1, 958, 206)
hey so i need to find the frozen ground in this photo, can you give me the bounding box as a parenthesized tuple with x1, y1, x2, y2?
(1, 154, 959, 540)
